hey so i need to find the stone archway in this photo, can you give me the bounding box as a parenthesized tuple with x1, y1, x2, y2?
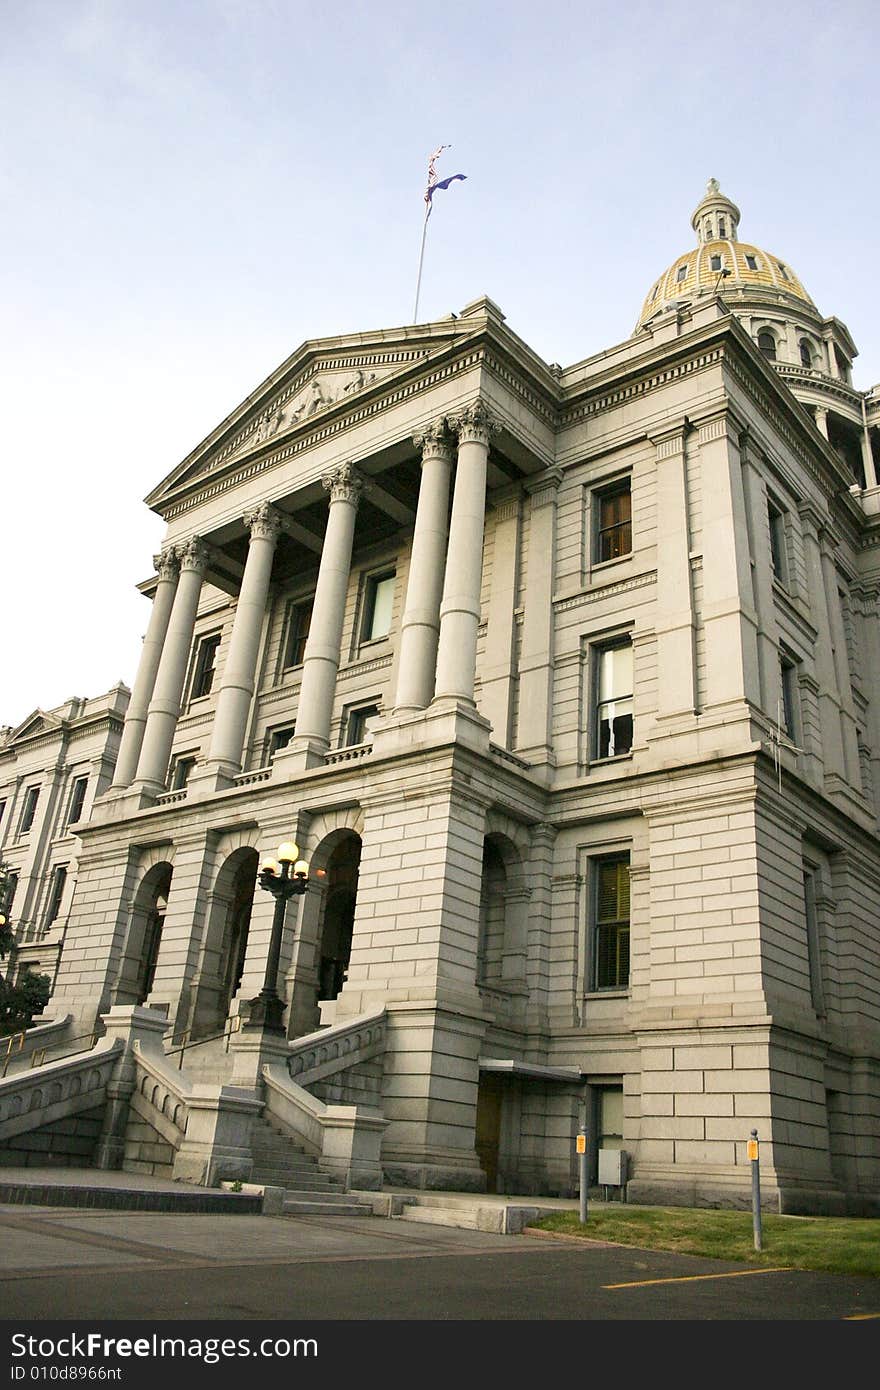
(477, 832, 528, 996)
(190, 846, 259, 1038)
(285, 827, 362, 1037)
(114, 861, 173, 1007)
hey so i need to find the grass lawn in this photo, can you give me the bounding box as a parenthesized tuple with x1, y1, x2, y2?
(526, 1206, 880, 1278)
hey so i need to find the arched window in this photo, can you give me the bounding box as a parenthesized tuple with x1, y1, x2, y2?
(799, 339, 813, 368)
(758, 331, 777, 362)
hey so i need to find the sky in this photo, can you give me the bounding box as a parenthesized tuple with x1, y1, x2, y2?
(1, 0, 878, 730)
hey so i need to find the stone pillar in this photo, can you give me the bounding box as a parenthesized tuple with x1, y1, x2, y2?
(515, 471, 561, 764)
(433, 400, 499, 706)
(205, 504, 281, 779)
(289, 463, 364, 767)
(739, 440, 782, 720)
(393, 421, 454, 713)
(696, 412, 760, 715)
(814, 406, 829, 441)
(478, 492, 522, 746)
(799, 505, 846, 782)
(818, 529, 861, 789)
(651, 423, 697, 723)
(131, 538, 210, 794)
(111, 548, 181, 790)
(860, 417, 878, 489)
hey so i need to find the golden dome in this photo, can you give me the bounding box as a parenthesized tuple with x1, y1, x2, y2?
(636, 179, 815, 330)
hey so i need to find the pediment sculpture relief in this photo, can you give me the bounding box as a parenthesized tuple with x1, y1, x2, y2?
(220, 366, 386, 467)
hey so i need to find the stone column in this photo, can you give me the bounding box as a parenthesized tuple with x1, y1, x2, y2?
(433, 400, 498, 706)
(111, 548, 181, 790)
(814, 406, 829, 441)
(393, 420, 454, 713)
(515, 470, 561, 763)
(479, 492, 522, 747)
(290, 463, 364, 765)
(818, 528, 860, 788)
(205, 503, 281, 778)
(650, 423, 697, 723)
(132, 537, 210, 794)
(798, 504, 846, 782)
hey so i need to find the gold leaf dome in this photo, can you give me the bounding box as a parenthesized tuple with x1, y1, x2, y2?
(636, 179, 814, 331)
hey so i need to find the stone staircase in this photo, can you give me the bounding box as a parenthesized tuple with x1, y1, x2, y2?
(249, 1117, 375, 1217)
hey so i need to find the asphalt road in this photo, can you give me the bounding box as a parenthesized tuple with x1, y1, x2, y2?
(1, 1205, 876, 1379)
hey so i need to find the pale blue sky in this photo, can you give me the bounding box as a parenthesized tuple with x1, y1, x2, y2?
(1, 0, 877, 727)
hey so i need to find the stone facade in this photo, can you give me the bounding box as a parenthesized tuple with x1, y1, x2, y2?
(10, 185, 880, 1213)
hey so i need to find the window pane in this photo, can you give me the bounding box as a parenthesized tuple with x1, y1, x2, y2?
(366, 575, 394, 640)
(284, 601, 312, 667)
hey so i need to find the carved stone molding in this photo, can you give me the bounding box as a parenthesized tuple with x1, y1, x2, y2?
(174, 536, 210, 574)
(243, 501, 282, 543)
(153, 548, 180, 581)
(413, 417, 455, 463)
(450, 399, 501, 447)
(322, 461, 365, 507)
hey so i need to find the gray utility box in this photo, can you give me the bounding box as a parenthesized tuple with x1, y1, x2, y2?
(598, 1148, 628, 1187)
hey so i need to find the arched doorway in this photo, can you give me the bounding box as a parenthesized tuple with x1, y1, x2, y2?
(191, 847, 259, 1038)
(318, 837, 361, 1004)
(218, 851, 259, 1021)
(115, 862, 173, 1007)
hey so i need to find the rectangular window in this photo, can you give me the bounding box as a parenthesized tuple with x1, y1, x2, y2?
(66, 776, 88, 828)
(0, 799, 6, 829)
(767, 497, 787, 584)
(282, 598, 313, 669)
(19, 786, 40, 836)
(362, 572, 395, 642)
(676, 264, 687, 283)
(45, 865, 68, 927)
(745, 254, 758, 271)
(594, 479, 632, 563)
(779, 654, 798, 741)
(346, 703, 380, 746)
(592, 856, 631, 991)
(190, 633, 221, 699)
(268, 726, 295, 761)
(710, 254, 722, 271)
(169, 755, 197, 791)
(1, 870, 18, 916)
(594, 641, 633, 759)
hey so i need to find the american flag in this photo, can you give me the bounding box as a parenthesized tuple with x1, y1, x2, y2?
(424, 144, 466, 217)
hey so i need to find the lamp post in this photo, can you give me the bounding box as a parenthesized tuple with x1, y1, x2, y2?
(245, 841, 310, 1033)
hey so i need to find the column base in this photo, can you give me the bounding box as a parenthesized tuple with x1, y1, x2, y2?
(186, 762, 240, 795)
(273, 737, 328, 774)
(372, 700, 491, 759)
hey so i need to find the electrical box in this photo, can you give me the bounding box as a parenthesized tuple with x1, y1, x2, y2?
(598, 1148, 628, 1187)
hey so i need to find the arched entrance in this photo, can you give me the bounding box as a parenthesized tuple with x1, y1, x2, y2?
(318, 837, 360, 1004)
(190, 847, 259, 1038)
(114, 862, 173, 1007)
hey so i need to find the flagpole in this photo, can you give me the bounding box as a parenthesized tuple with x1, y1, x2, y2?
(413, 204, 430, 323)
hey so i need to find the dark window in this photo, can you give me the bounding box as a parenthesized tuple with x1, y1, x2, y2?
(780, 655, 797, 739)
(710, 254, 722, 272)
(718, 218, 726, 238)
(191, 634, 221, 699)
(799, 339, 813, 368)
(592, 856, 631, 991)
(283, 598, 313, 669)
(2, 871, 18, 914)
(777, 262, 790, 281)
(595, 641, 633, 760)
(268, 727, 295, 760)
(45, 866, 68, 927)
(19, 786, 40, 836)
(758, 331, 777, 361)
(169, 756, 196, 791)
(803, 869, 825, 1016)
(362, 572, 395, 642)
(346, 704, 380, 746)
(676, 264, 687, 283)
(0, 799, 6, 830)
(595, 480, 632, 563)
(67, 776, 88, 828)
(745, 254, 758, 271)
(768, 498, 787, 583)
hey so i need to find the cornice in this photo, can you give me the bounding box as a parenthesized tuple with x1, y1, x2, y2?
(554, 570, 657, 613)
(560, 345, 724, 429)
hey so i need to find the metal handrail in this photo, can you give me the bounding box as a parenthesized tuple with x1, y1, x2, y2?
(166, 1015, 241, 1069)
(1, 1030, 26, 1077)
(29, 1029, 101, 1070)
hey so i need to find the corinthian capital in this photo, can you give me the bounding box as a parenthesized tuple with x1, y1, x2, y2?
(450, 399, 501, 447)
(413, 417, 455, 464)
(322, 461, 365, 507)
(153, 547, 180, 582)
(243, 501, 282, 542)
(175, 536, 210, 573)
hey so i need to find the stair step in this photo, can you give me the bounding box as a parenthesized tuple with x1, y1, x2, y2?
(283, 1198, 373, 1217)
(250, 1173, 343, 1191)
(395, 1204, 488, 1231)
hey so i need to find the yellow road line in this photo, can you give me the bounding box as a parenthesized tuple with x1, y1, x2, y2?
(843, 1312, 880, 1320)
(605, 1267, 791, 1289)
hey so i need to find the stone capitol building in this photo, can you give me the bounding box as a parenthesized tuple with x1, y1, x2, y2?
(1, 181, 878, 1216)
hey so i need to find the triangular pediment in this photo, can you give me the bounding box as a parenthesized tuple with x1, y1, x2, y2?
(9, 709, 63, 743)
(146, 316, 472, 513)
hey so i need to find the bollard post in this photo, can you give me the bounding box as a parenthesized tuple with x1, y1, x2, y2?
(748, 1129, 762, 1252)
(577, 1126, 588, 1223)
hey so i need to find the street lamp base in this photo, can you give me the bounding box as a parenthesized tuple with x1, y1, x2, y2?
(243, 992, 286, 1033)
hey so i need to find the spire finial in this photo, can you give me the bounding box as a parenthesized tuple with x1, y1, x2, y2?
(707, 176, 720, 194)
